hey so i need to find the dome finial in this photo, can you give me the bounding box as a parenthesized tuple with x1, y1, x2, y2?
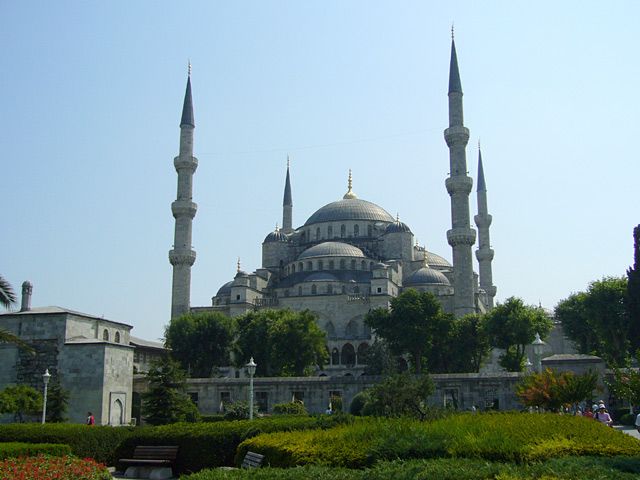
(343, 169, 357, 199)
(188, 59, 192, 77)
(275, 222, 279, 231)
(287, 154, 290, 169)
(423, 251, 429, 267)
(396, 212, 400, 222)
(237, 257, 241, 273)
(451, 23, 454, 40)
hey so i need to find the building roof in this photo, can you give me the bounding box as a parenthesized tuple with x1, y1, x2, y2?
(0, 306, 133, 328)
(303, 198, 394, 226)
(216, 280, 234, 296)
(263, 229, 288, 243)
(130, 336, 166, 351)
(424, 251, 452, 269)
(404, 267, 450, 286)
(298, 242, 365, 260)
(385, 220, 412, 234)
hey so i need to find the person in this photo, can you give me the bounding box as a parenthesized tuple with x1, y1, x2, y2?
(86, 411, 95, 425)
(594, 403, 613, 426)
(583, 405, 593, 419)
(635, 409, 640, 434)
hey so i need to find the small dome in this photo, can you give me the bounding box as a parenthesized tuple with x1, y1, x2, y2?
(263, 229, 288, 243)
(235, 270, 249, 278)
(216, 280, 234, 296)
(298, 242, 365, 260)
(304, 198, 394, 226)
(385, 221, 412, 234)
(405, 267, 450, 286)
(424, 251, 452, 269)
(304, 272, 339, 282)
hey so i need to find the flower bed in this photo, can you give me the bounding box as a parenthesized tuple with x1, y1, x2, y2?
(0, 454, 111, 480)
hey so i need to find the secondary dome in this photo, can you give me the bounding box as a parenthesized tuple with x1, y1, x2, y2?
(298, 242, 365, 260)
(304, 198, 394, 226)
(263, 229, 288, 243)
(385, 220, 412, 234)
(404, 267, 450, 286)
(424, 252, 452, 269)
(216, 280, 234, 296)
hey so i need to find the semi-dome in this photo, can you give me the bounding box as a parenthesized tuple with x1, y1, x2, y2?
(263, 229, 288, 243)
(404, 267, 450, 286)
(385, 220, 412, 234)
(424, 251, 452, 269)
(304, 198, 394, 226)
(298, 241, 365, 260)
(216, 280, 234, 296)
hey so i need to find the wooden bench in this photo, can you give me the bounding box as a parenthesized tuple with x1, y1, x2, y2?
(119, 445, 179, 479)
(241, 451, 264, 469)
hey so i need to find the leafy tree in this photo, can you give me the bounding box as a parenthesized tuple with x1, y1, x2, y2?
(627, 225, 640, 351)
(272, 402, 307, 415)
(445, 313, 491, 373)
(361, 373, 434, 419)
(45, 378, 69, 423)
(365, 289, 452, 374)
(235, 309, 327, 377)
(516, 368, 598, 412)
(0, 385, 42, 422)
(0, 275, 16, 310)
(485, 297, 552, 372)
(164, 311, 235, 377)
(359, 340, 399, 375)
(222, 401, 258, 420)
(607, 350, 640, 409)
(141, 356, 200, 425)
(555, 292, 595, 354)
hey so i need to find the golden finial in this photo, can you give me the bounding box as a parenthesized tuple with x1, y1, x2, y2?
(275, 222, 279, 231)
(451, 23, 455, 40)
(396, 213, 400, 222)
(423, 251, 429, 267)
(343, 169, 357, 199)
(287, 154, 290, 169)
(478, 138, 481, 150)
(237, 257, 241, 273)
(188, 60, 192, 77)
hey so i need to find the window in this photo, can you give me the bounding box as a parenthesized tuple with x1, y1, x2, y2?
(311, 284, 317, 294)
(103, 329, 109, 341)
(318, 260, 323, 270)
(350, 259, 356, 270)
(327, 284, 333, 294)
(236, 294, 241, 300)
(331, 348, 340, 365)
(256, 391, 269, 413)
(301, 231, 306, 242)
(307, 261, 312, 271)
(340, 225, 346, 237)
(354, 224, 359, 237)
(361, 260, 366, 270)
(326, 321, 336, 339)
(284, 289, 289, 297)
(298, 262, 303, 271)
(367, 224, 373, 237)
(328, 226, 333, 238)
(114, 331, 121, 343)
(340, 259, 345, 269)
(377, 287, 382, 293)
(220, 392, 231, 411)
(134, 351, 140, 362)
(341, 343, 356, 365)
(346, 320, 358, 337)
(353, 286, 360, 294)
(291, 264, 296, 273)
(329, 260, 334, 269)
(357, 343, 369, 364)
(188, 392, 199, 406)
(316, 227, 321, 240)
(341, 285, 347, 294)
(292, 391, 305, 403)
(298, 286, 303, 296)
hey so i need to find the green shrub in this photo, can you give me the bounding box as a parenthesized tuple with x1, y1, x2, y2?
(0, 442, 72, 459)
(200, 414, 227, 423)
(223, 401, 256, 421)
(349, 392, 369, 416)
(272, 402, 307, 416)
(0, 424, 135, 465)
(619, 413, 636, 426)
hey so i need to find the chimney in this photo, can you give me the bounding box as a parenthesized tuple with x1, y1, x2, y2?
(20, 281, 32, 312)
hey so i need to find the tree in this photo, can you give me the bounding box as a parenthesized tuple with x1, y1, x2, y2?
(365, 289, 451, 374)
(0, 275, 16, 310)
(485, 297, 552, 372)
(46, 378, 69, 423)
(361, 373, 434, 419)
(359, 340, 400, 375)
(555, 292, 595, 354)
(607, 349, 640, 409)
(164, 311, 235, 377)
(0, 385, 42, 422)
(627, 225, 640, 352)
(448, 313, 492, 373)
(516, 368, 598, 412)
(141, 356, 200, 425)
(235, 309, 327, 377)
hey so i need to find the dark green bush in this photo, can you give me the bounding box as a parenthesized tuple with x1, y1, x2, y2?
(0, 442, 72, 459)
(0, 424, 135, 465)
(349, 392, 369, 416)
(619, 413, 635, 426)
(272, 402, 307, 415)
(200, 414, 227, 423)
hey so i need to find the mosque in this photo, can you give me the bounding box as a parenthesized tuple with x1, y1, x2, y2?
(169, 37, 497, 375)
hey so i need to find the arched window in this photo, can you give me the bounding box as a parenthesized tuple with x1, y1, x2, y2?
(292, 264, 296, 273)
(367, 224, 373, 237)
(353, 286, 360, 294)
(370, 262, 374, 270)
(341, 285, 347, 294)
(327, 284, 333, 294)
(350, 259, 356, 270)
(284, 289, 289, 297)
(318, 260, 324, 270)
(341, 343, 356, 365)
(361, 260, 366, 270)
(357, 343, 369, 365)
(340, 224, 346, 237)
(114, 331, 121, 343)
(345, 320, 358, 337)
(331, 348, 340, 365)
(354, 224, 359, 237)
(311, 284, 317, 294)
(339, 259, 346, 269)
(298, 286, 303, 296)
(307, 261, 313, 271)
(103, 329, 109, 341)
(326, 322, 336, 339)
(316, 227, 321, 240)
(329, 260, 335, 269)
(298, 262, 303, 271)
(328, 226, 333, 238)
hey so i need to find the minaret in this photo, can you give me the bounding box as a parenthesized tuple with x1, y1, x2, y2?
(282, 155, 293, 234)
(444, 31, 476, 317)
(169, 64, 198, 319)
(474, 143, 496, 308)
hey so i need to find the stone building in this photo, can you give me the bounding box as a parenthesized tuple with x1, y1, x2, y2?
(0, 282, 134, 425)
(170, 38, 498, 375)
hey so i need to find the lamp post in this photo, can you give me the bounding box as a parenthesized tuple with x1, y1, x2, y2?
(524, 357, 533, 372)
(532, 333, 546, 373)
(246, 357, 257, 420)
(41, 369, 51, 424)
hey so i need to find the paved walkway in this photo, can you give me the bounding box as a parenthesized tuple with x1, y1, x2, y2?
(614, 424, 640, 440)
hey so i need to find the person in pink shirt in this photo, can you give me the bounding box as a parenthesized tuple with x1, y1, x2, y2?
(594, 403, 613, 426)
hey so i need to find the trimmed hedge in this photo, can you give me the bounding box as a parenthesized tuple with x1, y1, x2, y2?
(0, 424, 134, 465)
(237, 413, 640, 468)
(0, 442, 72, 459)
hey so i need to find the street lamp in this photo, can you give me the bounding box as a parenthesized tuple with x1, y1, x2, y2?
(246, 357, 257, 420)
(532, 333, 546, 373)
(524, 357, 533, 372)
(41, 369, 51, 424)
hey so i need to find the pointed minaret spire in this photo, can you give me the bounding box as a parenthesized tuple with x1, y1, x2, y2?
(237, 257, 241, 273)
(343, 169, 357, 199)
(169, 68, 199, 319)
(282, 156, 293, 233)
(444, 33, 476, 317)
(474, 144, 496, 308)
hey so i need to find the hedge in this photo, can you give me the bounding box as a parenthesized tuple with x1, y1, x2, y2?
(182, 456, 640, 480)
(0, 442, 72, 459)
(237, 413, 640, 468)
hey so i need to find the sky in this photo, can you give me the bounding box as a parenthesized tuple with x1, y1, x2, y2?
(2, 2, 639, 342)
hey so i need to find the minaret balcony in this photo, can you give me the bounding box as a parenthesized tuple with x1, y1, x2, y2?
(445, 176, 473, 195)
(475, 248, 494, 262)
(172, 201, 198, 219)
(443, 125, 469, 147)
(173, 155, 198, 172)
(474, 214, 493, 228)
(169, 249, 196, 266)
(447, 227, 476, 247)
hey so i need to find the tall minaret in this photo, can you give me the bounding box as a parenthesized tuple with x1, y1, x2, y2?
(444, 32, 476, 317)
(169, 65, 198, 319)
(282, 155, 293, 234)
(474, 144, 496, 308)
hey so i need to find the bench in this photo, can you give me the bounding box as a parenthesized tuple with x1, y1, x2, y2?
(119, 445, 179, 480)
(241, 451, 265, 469)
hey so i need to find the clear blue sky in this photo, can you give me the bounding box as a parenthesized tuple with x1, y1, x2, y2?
(2, 2, 638, 341)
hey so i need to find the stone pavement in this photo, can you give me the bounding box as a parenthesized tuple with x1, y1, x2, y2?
(614, 424, 640, 440)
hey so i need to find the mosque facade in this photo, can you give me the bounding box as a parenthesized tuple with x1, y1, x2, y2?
(170, 38, 497, 375)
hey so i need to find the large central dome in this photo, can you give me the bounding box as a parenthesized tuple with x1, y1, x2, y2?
(304, 198, 395, 226)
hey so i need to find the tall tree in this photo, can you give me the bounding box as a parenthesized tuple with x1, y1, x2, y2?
(235, 309, 327, 377)
(0, 385, 42, 423)
(164, 311, 235, 377)
(46, 378, 69, 423)
(361, 372, 434, 419)
(554, 292, 595, 354)
(365, 289, 451, 374)
(448, 313, 491, 373)
(627, 225, 640, 352)
(141, 356, 200, 425)
(485, 297, 552, 372)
